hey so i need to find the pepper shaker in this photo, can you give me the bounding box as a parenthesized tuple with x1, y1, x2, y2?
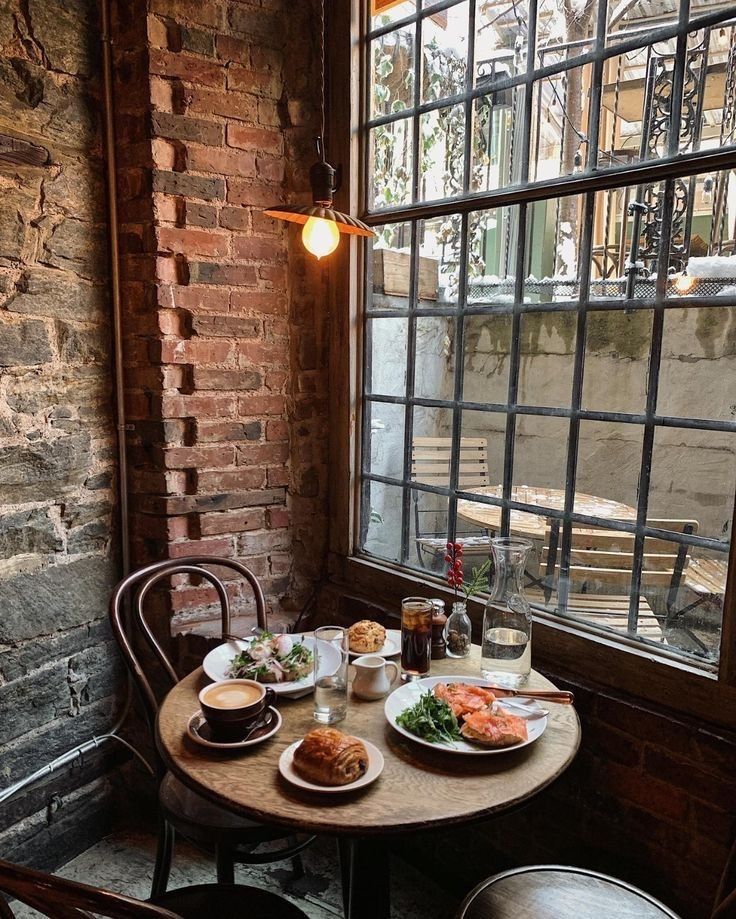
(430, 598, 447, 660)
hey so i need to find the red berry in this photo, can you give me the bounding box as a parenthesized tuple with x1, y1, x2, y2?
(456, 575, 464, 585)
(446, 541, 453, 550)
(444, 554, 452, 563)
(454, 559, 463, 571)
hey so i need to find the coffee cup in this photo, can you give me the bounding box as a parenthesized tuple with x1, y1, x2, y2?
(199, 679, 275, 742)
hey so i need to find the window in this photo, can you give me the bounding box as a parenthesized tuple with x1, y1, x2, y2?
(357, 0, 736, 672)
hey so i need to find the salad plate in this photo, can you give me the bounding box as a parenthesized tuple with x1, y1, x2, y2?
(202, 634, 340, 698)
(384, 675, 547, 756)
(278, 738, 384, 793)
(348, 628, 401, 659)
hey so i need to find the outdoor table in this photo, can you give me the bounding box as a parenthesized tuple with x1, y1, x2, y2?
(457, 484, 637, 539)
(157, 645, 580, 919)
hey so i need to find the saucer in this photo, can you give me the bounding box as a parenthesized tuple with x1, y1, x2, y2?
(186, 706, 281, 750)
(278, 738, 384, 793)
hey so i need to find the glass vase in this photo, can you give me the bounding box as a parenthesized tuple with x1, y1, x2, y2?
(481, 537, 533, 687)
(445, 601, 472, 658)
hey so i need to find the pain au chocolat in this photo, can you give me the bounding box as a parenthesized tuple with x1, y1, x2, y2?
(293, 728, 368, 786)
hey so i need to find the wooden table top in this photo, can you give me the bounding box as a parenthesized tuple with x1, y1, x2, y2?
(156, 647, 581, 836)
(457, 485, 637, 539)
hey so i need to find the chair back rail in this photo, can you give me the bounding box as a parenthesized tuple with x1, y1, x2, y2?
(0, 858, 181, 918)
(109, 557, 267, 745)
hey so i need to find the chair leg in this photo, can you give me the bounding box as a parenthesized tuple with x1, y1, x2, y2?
(291, 851, 305, 880)
(216, 844, 235, 884)
(151, 818, 174, 898)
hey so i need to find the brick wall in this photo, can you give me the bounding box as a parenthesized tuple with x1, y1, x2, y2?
(0, 0, 124, 865)
(112, 0, 328, 630)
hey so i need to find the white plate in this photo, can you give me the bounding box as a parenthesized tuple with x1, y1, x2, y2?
(278, 738, 384, 793)
(384, 675, 547, 755)
(202, 635, 338, 698)
(349, 628, 401, 659)
(186, 706, 282, 750)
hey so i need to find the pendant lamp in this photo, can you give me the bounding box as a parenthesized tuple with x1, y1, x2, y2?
(263, 0, 374, 258)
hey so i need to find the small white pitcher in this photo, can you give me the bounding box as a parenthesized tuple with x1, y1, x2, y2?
(351, 654, 400, 701)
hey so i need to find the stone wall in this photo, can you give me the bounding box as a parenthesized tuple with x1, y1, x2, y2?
(0, 0, 124, 865)
(112, 0, 328, 633)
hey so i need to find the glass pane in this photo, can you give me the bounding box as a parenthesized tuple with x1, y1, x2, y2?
(582, 309, 652, 414)
(364, 400, 405, 480)
(650, 427, 736, 543)
(419, 103, 465, 201)
(370, 28, 415, 119)
(608, 0, 677, 40)
(525, 193, 588, 303)
(537, 0, 598, 66)
(371, 0, 416, 30)
(471, 87, 526, 192)
(513, 415, 569, 502)
(460, 409, 504, 490)
(368, 117, 414, 210)
(658, 307, 736, 422)
(361, 479, 403, 562)
(466, 206, 519, 301)
(518, 311, 577, 407)
(462, 313, 513, 406)
(530, 64, 592, 182)
(370, 221, 413, 310)
(576, 420, 643, 511)
(419, 214, 462, 307)
(409, 488, 450, 574)
(368, 318, 408, 396)
(415, 315, 456, 400)
(421, 1, 469, 104)
(474, 0, 528, 86)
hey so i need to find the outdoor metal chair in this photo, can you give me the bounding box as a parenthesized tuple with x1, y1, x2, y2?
(109, 557, 314, 898)
(0, 855, 309, 918)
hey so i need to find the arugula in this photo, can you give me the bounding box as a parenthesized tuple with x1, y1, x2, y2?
(396, 690, 462, 744)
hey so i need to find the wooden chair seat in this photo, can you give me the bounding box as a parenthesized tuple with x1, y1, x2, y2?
(685, 557, 728, 597)
(456, 865, 680, 919)
(528, 590, 663, 640)
(152, 883, 309, 918)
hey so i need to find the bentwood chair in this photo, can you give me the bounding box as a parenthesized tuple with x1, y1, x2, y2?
(455, 865, 681, 918)
(0, 855, 309, 918)
(109, 557, 314, 897)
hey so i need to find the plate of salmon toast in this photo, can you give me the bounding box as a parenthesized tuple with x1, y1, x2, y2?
(384, 676, 547, 755)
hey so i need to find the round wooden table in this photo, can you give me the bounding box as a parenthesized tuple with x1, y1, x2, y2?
(157, 647, 580, 919)
(457, 485, 637, 539)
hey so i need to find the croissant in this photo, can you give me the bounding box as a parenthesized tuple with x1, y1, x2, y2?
(293, 728, 368, 786)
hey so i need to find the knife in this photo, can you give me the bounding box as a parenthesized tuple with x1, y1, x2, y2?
(484, 686, 574, 704)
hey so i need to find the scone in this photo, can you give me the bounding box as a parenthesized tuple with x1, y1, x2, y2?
(348, 619, 386, 653)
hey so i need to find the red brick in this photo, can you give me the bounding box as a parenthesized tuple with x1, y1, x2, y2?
(158, 338, 232, 364)
(593, 760, 689, 822)
(167, 536, 234, 558)
(267, 506, 290, 529)
(173, 286, 230, 312)
(196, 508, 266, 536)
(227, 124, 282, 155)
(259, 264, 286, 285)
(256, 156, 284, 183)
(643, 747, 736, 811)
(232, 236, 284, 262)
(163, 445, 235, 469)
(187, 144, 257, 177)
(152, 111, 225, 147)
(230, 290, 286, 315)
(194, 420, 262, 443)
(185, 87, 257, 122)
(195, 468, 266, 492)
(235, 341, 286, 365)
(266, 419, 288, 441)
(190, 314, 261, 338)
(219, 207, 250, 231)
(188, 262, 258, 286)
(215, 34, 249, 64)
(227, 65, 281, 98)
(190, 368, 261, 391)
(158, 227, 229, 258)
(237, 394, 286, 415)
(135, 515, 190, 540)
(161, 393, 237, 418)
(267, 467, 289, 488)
(150, 48, 225, 87)
(239, 530, 290, 554)
(227, 179, 283, 207)
(257, 97, 280, 126)
(150, 0, 225, 29)
(170, 583, 239, 612)
(236, 443, 289, 466)
(250, 45, 281, 73)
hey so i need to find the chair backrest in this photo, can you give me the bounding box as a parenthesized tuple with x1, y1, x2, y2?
(411, 437, 489, 489)
(109, 557, 267, 747)
(0, 857, 181, 918)
(542, 519, 699, 594)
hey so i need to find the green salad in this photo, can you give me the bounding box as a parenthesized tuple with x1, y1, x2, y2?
(227, 631, 313, 683)
(395, 690, 462, 744)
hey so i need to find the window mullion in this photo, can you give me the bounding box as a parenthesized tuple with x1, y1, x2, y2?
(400, 221, 421, 565)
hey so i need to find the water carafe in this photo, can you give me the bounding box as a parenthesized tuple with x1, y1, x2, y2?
(481, 537, 533, 687)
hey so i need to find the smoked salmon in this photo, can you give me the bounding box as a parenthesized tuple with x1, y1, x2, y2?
(460, 709, 528, 748)
(432, 682, 496, 719)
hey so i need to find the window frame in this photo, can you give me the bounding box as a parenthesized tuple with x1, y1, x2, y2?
(326, 0, 736, 731)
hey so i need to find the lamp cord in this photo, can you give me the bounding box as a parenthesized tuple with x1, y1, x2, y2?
(319, 0, 326, 160)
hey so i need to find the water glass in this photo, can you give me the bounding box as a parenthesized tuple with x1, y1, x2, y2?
(400, 597, 433, 682)
(313, 626, 348, 724)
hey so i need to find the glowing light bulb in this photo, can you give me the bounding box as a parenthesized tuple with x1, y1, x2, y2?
(301, 216, 340, 259)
